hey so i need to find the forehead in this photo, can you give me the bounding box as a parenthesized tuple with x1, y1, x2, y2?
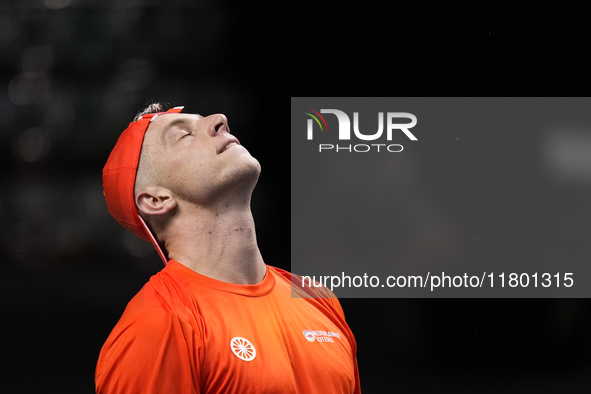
(151, 113, 204, 131)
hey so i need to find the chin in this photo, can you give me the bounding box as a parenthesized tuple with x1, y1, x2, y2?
(220, 153, 261, 190)
(236, 149, 261, 176)
(239, 156, 262, 184)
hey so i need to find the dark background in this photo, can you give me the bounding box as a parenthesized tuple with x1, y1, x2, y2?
(1, 1, 590, 393)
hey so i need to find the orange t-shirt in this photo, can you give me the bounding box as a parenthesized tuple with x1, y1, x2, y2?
(95, 260, 361, 393)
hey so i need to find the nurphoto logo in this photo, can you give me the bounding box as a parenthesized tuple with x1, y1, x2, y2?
(303, 107, 418, 153)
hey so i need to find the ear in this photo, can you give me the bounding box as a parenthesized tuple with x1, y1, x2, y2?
(135, 186, 178, 216)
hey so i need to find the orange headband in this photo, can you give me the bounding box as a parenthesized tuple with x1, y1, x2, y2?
(102, 106, 184, 265)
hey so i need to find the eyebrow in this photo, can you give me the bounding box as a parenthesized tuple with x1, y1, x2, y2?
(160, 115, 203, 145)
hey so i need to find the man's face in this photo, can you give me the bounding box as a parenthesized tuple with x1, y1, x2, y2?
(141, 112, 261, 205)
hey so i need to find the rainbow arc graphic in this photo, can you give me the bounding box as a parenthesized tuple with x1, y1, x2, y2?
(302, 107, 329, 131)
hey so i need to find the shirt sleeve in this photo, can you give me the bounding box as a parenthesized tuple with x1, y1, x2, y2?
(328, 295, 362, 394)
(95, 307, 202, 394)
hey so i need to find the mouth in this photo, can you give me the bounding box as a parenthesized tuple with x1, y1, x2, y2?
(219, 138, 240, 154)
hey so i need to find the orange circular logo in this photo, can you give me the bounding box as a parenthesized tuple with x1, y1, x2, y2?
(230, 337, 256, 361)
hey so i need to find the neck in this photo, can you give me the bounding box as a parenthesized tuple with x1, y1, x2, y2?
(163, 200, 266, 285)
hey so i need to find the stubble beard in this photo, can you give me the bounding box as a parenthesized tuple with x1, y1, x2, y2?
(177, 154, 261, 210)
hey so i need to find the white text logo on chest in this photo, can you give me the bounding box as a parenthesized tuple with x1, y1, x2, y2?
(302, 329, 341, 343)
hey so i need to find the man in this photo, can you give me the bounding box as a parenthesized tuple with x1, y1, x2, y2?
(96, 103, 361, 393)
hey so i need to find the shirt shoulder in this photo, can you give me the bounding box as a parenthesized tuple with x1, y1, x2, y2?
(96, 270, 203, 393)
(124, 268, 194, 320)
(267, 266, 348, 321)
(101, 268, 201, 351)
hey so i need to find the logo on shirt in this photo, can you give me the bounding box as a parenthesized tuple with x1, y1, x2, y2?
(303, 330, 316, 342)
(230, 337, 256, 361)
(303, 329, 341, 343)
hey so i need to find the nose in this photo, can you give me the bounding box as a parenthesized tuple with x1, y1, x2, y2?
(207, 114, 229, 136)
